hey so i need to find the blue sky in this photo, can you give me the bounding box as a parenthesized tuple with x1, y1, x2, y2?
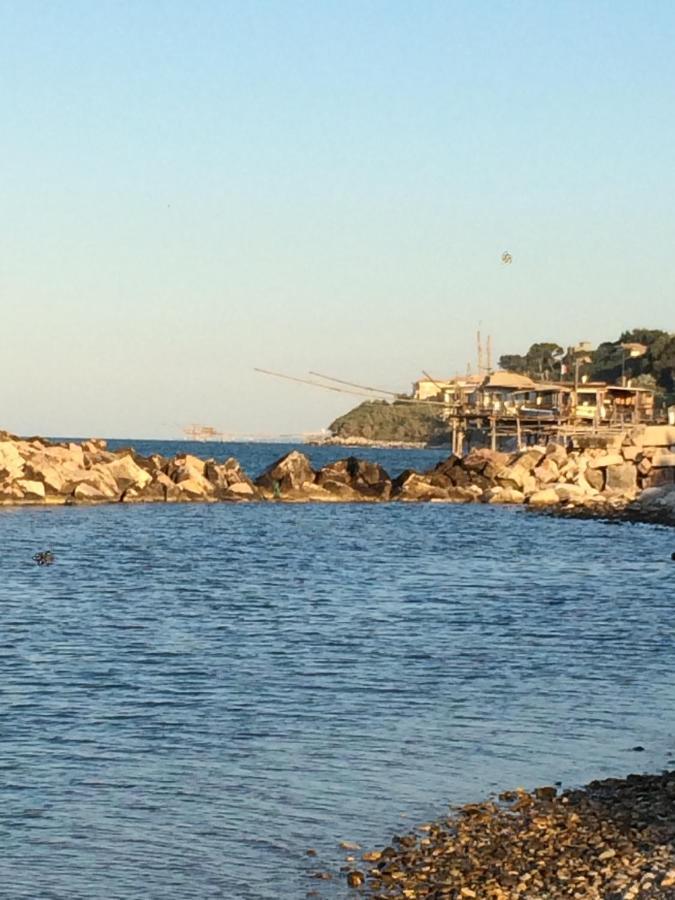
(2, 0, 674, 437)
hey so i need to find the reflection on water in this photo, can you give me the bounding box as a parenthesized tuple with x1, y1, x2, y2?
(0, 498, 674, 899)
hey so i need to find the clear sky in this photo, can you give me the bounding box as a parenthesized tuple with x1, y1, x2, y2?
(2, 1, 674, 438)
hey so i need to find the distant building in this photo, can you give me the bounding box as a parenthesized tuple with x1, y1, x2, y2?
(412, 374, 482, 402)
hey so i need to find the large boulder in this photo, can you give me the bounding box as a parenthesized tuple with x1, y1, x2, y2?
(167, 453, 207, 483)
(483, 486, 524, 504)
(205, 458, 258, 499)
(437, 459, 471, 487)
(637, 485, 675, 514)
(462, 448, 508, 475)
(0, 441, 25, 481)
(605, 462, 637, 494)
(225, 481, 256, 497)
(22, 445, 89, 494)
(534, 457, 559, 485)
(318, 479, 362, 500)
(544, 442, 568, 468)
(0, 480, 25, 501)
(528, 488, 560, 506)
(81, 438, 107, 452)
(175, 475, 215, 500)
(651, 450, 675, 468)
(15, 479, 46, 500)
(637, 455, 653, 476)
(123, 480, 167, 503)
(508, 447, 546, 472)
(102, 455, 152, 493)
(73, 480, 116, 502)
(582, 465, 605, 492)
(428, 454, 462, 477)
(256, 451, 316, 494)
(75, 465, 121, 500)
(23, 459, 68, 494)
(553, 483, 591, 502)
(587, 453, 624, 469)
(392, 470, 451, 501)
(154, 472, 183, 502)
(528, 488, 560, 507)
(495, 464, 527, 491)
(428, 455, 475, 487)
(636, 425, 675, 448)
(316, 457, 391, 500)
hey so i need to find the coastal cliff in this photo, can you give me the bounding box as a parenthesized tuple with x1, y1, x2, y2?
(0, 427, 674, 522)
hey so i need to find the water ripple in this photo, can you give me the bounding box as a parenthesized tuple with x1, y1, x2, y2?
(0, 500, 674, 898)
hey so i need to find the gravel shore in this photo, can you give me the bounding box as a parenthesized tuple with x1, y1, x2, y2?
(343, 771, 675, 899)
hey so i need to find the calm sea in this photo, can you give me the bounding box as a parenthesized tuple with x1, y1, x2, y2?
(1, 442, 674, 899)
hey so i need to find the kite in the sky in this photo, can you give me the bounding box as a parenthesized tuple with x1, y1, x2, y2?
(501, 251, 513, 265)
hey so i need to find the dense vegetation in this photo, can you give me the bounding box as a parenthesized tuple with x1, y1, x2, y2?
(329, 400, 449, 444)
(498, 328, 675, 400)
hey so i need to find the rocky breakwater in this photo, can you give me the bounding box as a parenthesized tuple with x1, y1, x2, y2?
(1, 425, 674, 512)
(0, 431, 258, 505)
(255, 429, 675, 511)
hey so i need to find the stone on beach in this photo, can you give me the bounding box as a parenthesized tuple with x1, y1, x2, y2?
(358, 770, 675, 899)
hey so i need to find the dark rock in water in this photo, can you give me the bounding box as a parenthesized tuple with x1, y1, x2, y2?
(316, 457, 391, 500)
(33, 550, 55, 566)
(429, 455, 472, 487)
(632, 745, 645, 752)
(534, 785, 557, 800)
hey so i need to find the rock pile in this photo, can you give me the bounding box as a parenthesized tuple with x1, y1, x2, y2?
(0, 432, 258, 505)
(0, 426, 674, 515)
(347, 770, 675, 899)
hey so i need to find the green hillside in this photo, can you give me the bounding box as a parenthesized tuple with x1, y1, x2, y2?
(328, 400, 449, 444)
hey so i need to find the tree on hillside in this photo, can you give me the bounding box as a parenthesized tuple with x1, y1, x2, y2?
(499, 343, 563, 380)
(525, 343, 564, 380)
(589, 341, 624, 383)
(497, 353, 527, 373)
(649, 333, 675, 393)
(499, 329, 674, 399)
(590, 329, 674, 394)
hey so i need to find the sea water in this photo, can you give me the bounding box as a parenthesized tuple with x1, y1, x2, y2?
(1, 443, 674, 899)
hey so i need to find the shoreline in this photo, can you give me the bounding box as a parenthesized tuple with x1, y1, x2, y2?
(340, 770, 675, 898)
(305, 436, 448, 450)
